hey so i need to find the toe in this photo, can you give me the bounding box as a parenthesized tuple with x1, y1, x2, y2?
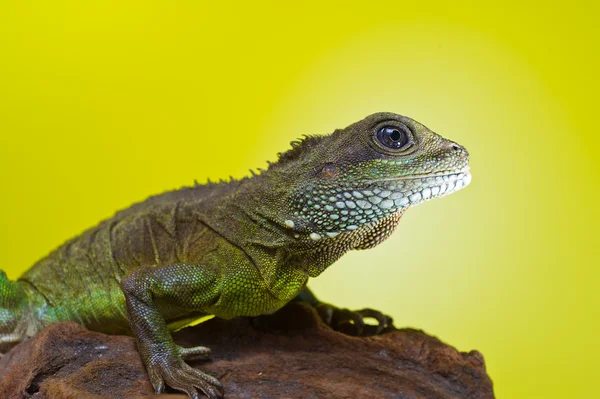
(185, 366, 223, 390)
(164, 362, 223, 399)
(356, 308, 395, 335)
(162, 370, 201, 398)
(148, 366, 166, 394)
(178, 345, 212, 360)
(332, 308, 365, 336)
(314, 303, 334, 325)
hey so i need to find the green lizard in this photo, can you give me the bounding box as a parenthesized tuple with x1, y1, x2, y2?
(0, 112, 471, 398)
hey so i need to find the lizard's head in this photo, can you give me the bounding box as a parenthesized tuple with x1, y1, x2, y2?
(265, 112, 470, 247)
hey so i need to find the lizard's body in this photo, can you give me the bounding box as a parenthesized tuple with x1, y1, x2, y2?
(17, 180, 308, 330)
(0, 113, 471, 398)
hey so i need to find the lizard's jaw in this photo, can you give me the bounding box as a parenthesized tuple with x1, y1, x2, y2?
(288, 168, 471, 240)
(392, 169, 472, 207)
(361, 167, 472, 208)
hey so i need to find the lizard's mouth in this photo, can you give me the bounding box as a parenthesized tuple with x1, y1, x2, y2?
(373, 166, 471, 182)
(365, 168, 471, 206)
(290, 168, 471, 239)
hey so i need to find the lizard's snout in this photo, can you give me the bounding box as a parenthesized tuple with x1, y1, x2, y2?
(444, 140, 468, 156)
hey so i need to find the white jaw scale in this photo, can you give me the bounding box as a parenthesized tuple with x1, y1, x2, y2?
(287, 169, 472, 240)
(402, 170, 472, 206)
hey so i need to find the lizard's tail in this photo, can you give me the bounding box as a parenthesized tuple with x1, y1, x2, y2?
(0, 270, 28, 353)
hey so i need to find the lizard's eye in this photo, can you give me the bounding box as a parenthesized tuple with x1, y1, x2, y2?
(376, 125, 412, 150)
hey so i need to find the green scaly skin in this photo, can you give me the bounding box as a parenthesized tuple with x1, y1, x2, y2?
(0, 112, 471, 398)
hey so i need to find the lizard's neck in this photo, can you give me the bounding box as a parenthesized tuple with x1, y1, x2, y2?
(287, 210, 405, 277)
(198, 175, 407, 277)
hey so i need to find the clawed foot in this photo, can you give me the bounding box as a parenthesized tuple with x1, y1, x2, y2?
(146, 345, 223, 399)
(315, 304, 395, 336)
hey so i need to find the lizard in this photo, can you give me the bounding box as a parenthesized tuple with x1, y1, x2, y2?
(0, 112, 471, 398)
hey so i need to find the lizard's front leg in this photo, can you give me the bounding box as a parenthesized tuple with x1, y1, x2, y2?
(293, 287, 395, 336)
(121, 264, 223, 399)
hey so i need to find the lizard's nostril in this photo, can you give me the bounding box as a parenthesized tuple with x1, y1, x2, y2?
(450, 143, 461, 151)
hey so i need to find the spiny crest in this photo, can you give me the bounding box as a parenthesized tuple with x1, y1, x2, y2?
(272, 135, 324, 168)
(192, 134, 328, 183)
(245, 166, 267, 179)
(193, 175, 244, 188)
(242, 135, 324, 177)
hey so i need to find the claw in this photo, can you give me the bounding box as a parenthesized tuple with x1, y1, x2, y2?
(155, 381, 165, 394)
(148, 366, 165, 394)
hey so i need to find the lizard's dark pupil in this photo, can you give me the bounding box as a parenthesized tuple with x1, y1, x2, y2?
(389, 130, 401, 141)
(376, 125, 411, 150)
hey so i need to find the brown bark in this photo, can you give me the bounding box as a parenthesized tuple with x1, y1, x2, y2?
(0, 302, 494, 398)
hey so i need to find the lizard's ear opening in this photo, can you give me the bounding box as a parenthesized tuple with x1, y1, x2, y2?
(319, 163, 338, 179)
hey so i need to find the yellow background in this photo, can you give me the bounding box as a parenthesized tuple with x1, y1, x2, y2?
(1, 1, 598, 397)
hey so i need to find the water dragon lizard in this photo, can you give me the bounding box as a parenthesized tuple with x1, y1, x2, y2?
(0, 112, 471, 398)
